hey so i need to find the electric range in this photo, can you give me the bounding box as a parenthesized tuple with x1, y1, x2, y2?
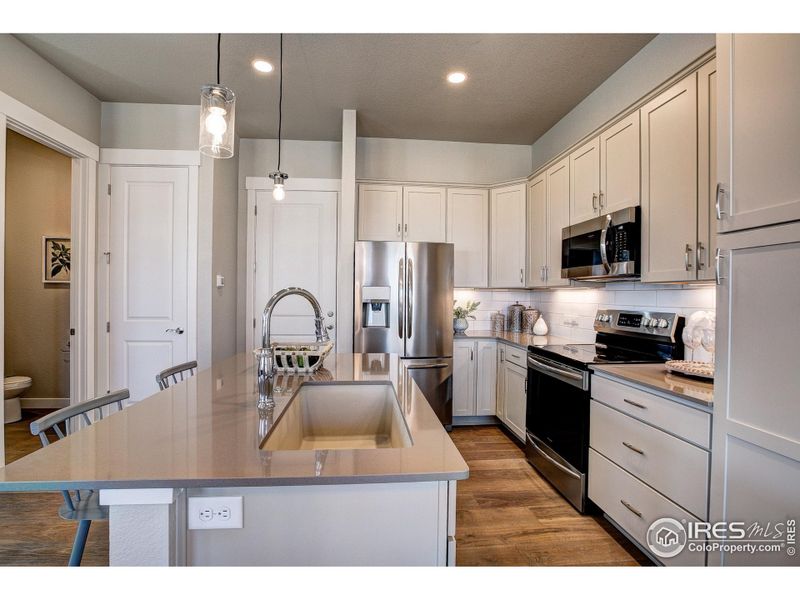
(524, 309, 685, 513)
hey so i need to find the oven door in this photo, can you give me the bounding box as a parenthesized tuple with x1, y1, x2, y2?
(525, 354, 590, 475)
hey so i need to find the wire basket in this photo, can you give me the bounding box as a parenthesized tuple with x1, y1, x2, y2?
(269, 341, 333, 373)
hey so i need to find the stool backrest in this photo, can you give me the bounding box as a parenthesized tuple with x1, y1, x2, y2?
(156, 361, 198, 390)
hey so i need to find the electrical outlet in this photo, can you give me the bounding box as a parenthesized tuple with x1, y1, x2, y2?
(188, 496, 243, 530)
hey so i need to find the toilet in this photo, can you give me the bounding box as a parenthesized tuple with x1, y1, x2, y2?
(4, 376, 32, 424)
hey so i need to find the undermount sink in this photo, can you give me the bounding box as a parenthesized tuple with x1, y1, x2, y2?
(261, 382, 413, 451)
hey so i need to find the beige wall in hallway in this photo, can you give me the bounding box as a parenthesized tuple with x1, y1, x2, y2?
(4, 130, 71, 399)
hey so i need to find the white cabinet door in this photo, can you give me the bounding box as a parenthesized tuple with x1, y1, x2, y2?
(358, 184, 402, 241)
(496, 345, 506, 420)
(403, 186, 447, 242)
(490, 183, 527, 287)
(475, 341, 497, 416)
(697, 59, 718, 281)
(600, 113, 640, 215)
(502, 360, 527, 441)
(109, 166, 189, 404)
(717, 34, 800, 233)
(452, 340, 476, 417)
(545, 158, 571, 287)
(569, 136, 601, 225)
(710, 222, 800, 566)
(641, 73, 698, 283)
(527, 174, 547, 286)
(446, 188, 488, 287)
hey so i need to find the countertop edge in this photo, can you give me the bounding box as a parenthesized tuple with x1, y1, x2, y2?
(590, 365, 714, 411)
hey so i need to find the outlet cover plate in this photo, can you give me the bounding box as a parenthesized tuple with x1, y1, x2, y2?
(188, 496, 243, 530)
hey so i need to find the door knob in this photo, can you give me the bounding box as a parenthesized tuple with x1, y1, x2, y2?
(166, 327, 185, 335)
(327, 311, 334, 317)
(326, 324, 334, 331)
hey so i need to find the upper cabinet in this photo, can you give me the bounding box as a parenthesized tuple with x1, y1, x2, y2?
(640, 73, 699, 283)
(527, 174, 547, 286)
(357, 183, 446, 243)
(600, 113, 641, 215)
(446, 188, 489, 287)
(358, 183, 403, 241)
(697, 60, 718, 281)
(717, 34, 800, 233)
(490, 183, 527, 287)
(569, 136, 601, 224)
(545, 158, 571, 287)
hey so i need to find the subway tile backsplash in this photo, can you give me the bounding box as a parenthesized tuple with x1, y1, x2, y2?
(454, 282, 716, 360)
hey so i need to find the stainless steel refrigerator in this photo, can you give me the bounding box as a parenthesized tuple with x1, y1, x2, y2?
(354, 241, 454, 427)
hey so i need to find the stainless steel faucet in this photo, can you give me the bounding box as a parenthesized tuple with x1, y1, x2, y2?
(260, 287, 329, 374)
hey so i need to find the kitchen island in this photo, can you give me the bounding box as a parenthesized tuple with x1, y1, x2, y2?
(0, 353, 468, 566)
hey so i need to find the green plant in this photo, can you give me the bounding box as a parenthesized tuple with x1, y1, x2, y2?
(453, 299, 481, 320)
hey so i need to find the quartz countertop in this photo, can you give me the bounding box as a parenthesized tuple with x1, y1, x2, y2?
(456, 330, 576, 350)
(0, 353, 469, 492)
(591, 363, 714, 408)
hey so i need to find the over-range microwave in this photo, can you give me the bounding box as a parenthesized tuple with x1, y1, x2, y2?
(561, 206, 640, 281)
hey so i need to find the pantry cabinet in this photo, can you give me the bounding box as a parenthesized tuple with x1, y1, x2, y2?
(717, 34, 800, 233)
(452, 339, 496, 417)
(357, 183, 446, 242)
(640, 73, 699, 282)
(490, 183, 527, 287)
(569, 136, 601, 225)
(446, 188, 489, 287)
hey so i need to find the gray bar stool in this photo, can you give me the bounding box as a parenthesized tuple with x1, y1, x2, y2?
(29, 389, 130, 566)
(156, 360, 198, 390)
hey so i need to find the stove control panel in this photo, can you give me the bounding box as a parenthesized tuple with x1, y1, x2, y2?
(594, 309, 681, 340)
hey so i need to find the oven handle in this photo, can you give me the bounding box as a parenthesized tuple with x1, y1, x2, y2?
(527, 356, 588, 390)
(526, 433, 582, 480)
(599, 213, 612, 273)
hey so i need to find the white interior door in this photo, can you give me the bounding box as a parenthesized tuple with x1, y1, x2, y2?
(252, 184, 338, 349)
(109, 166, 189, 403)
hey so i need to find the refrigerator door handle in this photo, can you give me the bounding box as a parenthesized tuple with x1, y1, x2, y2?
(406, 258, 413, 339)
(398, 258, 405, 339)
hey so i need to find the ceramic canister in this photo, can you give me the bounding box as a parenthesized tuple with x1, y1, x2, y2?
(522, 307, 541, 334)
(507, 301, 525, 333)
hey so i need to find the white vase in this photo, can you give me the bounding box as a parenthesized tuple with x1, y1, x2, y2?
(453, 317, 469, 335)
(533, 316, 549, 336)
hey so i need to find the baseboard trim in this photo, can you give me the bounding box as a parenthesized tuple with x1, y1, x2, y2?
(19, 398, 69, 410)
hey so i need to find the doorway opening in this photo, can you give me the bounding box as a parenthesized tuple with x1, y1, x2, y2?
(3, 130, 71, 449)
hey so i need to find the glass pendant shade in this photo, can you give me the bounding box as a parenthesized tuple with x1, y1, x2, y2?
(199, 84, 236, 159)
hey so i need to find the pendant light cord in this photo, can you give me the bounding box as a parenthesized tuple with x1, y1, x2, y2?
(216, 33, 221, 85)
(277, 33, 284, 172)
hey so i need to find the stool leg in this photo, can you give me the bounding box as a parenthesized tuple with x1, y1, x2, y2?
(68, 520, 91, 567)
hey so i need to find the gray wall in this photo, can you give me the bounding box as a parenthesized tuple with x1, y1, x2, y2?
(0, 34, 101, 144)
(357, 137, 532, 184)
(212, 142, 239, 362)
(100, 102, 199, 150)
(530, 33, 716, 172)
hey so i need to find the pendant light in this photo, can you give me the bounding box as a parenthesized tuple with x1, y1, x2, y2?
(199, 34, 236, 159)
(269, 33, 288, 200)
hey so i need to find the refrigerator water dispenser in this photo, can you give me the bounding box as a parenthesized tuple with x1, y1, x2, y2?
(361, 286, 391, 328)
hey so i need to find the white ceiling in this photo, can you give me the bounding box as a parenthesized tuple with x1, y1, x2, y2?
(16, 33, 656, 144)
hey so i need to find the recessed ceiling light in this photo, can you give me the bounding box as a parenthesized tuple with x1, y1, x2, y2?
(252, 59, 274, 73)
(447, 71, 467, 84)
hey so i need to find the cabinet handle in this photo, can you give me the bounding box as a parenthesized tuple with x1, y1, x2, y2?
(397, 223, 401, 237)
(470, 348, 474, 361)
(696, 242, 705, 270)
(404, 223, 408, 236)
(519, 268, 524, 283)
(684, 243, 693, 271)
(622, 441, 645, 455)
(620, 499, 643, 519)
(715, 183, 727, 220)
(540, 266, 545, 282)
(623, 398, 647, 410)
(714, 247, 725, 285)
(599, 191, 604, 209)
(524, 378, 528, 393)
(592, 193, 598, 210)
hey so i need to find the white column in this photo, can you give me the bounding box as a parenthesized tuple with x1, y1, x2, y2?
(99, 488, 184, 566)
(337, 109, 357, 352)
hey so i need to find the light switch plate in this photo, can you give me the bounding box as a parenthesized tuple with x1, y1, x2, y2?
(188, 496, 243, 530)
(216, 275, 225, 288)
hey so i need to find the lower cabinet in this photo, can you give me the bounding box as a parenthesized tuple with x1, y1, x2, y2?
(496, 344, 527, 441)
(453, 339, 496, 417)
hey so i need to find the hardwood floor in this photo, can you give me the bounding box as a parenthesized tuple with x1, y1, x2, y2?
(450, 425, 651, 566)
(1, 410, 109, 566)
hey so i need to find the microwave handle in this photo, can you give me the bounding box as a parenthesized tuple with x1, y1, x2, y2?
(599, 214, 612, 273)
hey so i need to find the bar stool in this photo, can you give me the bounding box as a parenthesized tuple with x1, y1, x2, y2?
(155, 361, 198, 390)
(29, 389, 130, 566)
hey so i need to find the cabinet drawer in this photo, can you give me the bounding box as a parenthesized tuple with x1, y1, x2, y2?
(502, 344, 527, 368)
(591, 375, 711, 448)
(589, 449, 705, 566)
(590, 401, 709, 518)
